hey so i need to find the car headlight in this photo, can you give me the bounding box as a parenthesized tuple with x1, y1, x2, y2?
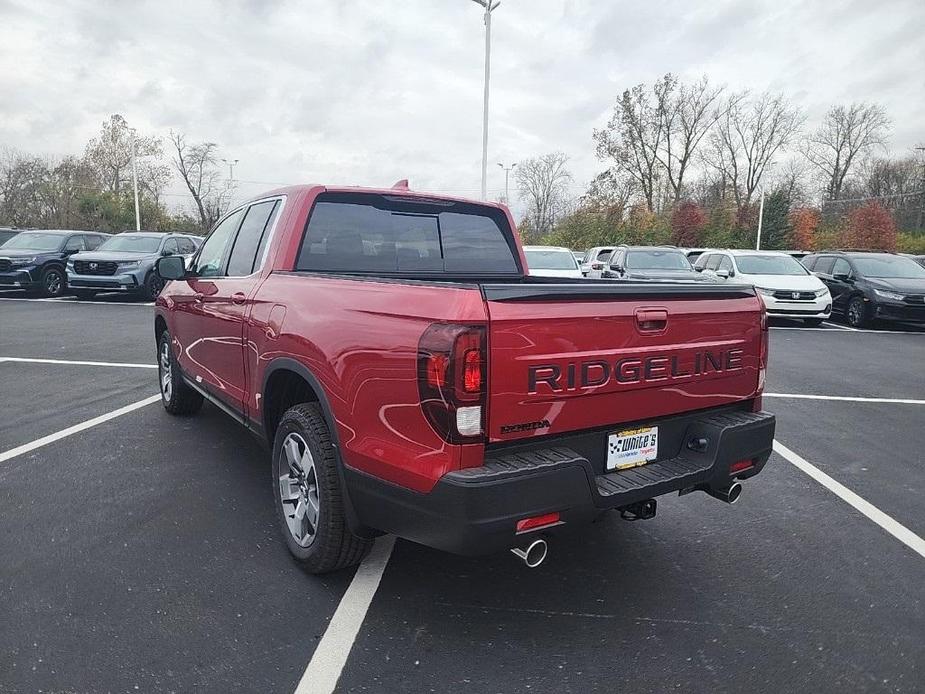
(117, 261, 140, 269)
(10, 257, 37, 266)
(873, 289, 904, 301)
(814, 287, 830, 297)
(754, 287, 776, 296)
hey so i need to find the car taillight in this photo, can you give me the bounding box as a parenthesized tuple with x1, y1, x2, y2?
(417, 323, 486, 443)
(730, 459, 754, 474)
(758, 304, 769, 395)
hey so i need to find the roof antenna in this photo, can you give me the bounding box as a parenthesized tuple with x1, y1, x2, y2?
(391, 179, 410, 190)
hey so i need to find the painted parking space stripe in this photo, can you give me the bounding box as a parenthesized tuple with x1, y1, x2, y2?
(773, 440, 925, 559)
(294, 536, 396, 694)
(0, 394, 161, 464)
(770, 326, 924, 334)
(765, 393, 925, 405)
(0, 296, 153, 306)
(823, 321, 858, 331)
(0, 356, 157, 369)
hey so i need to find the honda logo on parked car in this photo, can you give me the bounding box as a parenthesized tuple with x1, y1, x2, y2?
(89, 262, 98, 270)
(791, 291, 800, 299)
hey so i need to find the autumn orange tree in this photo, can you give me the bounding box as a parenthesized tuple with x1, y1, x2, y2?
(840, 202, 897, 251)
(788, 207, 821, 249)
(670, 201, 707, 246)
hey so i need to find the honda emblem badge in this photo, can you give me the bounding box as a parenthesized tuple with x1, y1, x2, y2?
(90, 262, 97, 270)
(791, 291, 800, 299)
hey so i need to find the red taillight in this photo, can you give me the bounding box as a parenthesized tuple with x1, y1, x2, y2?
(516, 512, 560, 533)
(463, 349, 482, 393)
(730, 459, 754, 474)
(758, 303, 769, 394)
(417, 323, 486, 443)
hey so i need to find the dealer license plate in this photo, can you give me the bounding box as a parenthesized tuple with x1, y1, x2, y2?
(607, 426, 659, 471)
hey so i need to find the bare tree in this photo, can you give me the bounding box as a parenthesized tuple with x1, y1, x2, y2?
(516, 152, 573, 239)
(804, 102, 890, 201)
(705, 91, 803, 209)
(656, 75, 726, 202)
(170, 132, 228, 231)
(594, 83, 663, 212)
(84, 114, 168, 195)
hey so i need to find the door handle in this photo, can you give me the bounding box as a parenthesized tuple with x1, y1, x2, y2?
(232, 292, 247, 305)
(635, 308, 668, 332)
(193, 292, 204, 302)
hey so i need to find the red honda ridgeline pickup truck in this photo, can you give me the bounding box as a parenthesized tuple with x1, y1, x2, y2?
(154, 184, 775, 572)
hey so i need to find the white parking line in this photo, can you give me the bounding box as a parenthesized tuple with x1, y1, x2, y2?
(765, 393, 925, 405)
(294, 536, 396, 694)
(773, 440, 925, 559)
(823, 321, 857, 331)
(0, 296, 153, 306)
(0, 394, 161, 464)
(0, 356, 157, 369)
(770, 326, 923, 335)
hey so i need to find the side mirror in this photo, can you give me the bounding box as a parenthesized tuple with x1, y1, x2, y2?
(64, 248, 80, 256)
(833, 272, 851, 282)
(610, 263, 623, 273)
(715, 269, 730, 279)
(694, 266, 704, 272)
(156, 255, 186, 280)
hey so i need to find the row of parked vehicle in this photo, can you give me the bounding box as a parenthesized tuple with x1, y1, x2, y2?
(0, 229, 201, 300)
(523, 243, 925, 328)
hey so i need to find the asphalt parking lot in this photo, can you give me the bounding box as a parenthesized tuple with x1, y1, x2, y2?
(1, 293, 923, 693)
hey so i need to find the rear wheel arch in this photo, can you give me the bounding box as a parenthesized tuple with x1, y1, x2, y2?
(154, 315, 168, 343)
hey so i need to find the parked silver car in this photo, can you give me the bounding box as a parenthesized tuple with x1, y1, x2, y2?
(67, 231, 201, 300)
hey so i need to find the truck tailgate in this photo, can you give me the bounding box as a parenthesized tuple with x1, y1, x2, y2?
(482, 282, 765, 443)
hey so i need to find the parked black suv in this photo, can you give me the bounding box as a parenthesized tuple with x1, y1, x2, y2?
(802, 250, 925, 327)
(0, 230, 110, 297)
(602, 245, 714, 282)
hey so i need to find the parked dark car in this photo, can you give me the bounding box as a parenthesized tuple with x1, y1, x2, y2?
(0, 230, 109, 296)
(0, 228, 20, 246)
(602, 246, 715, 282)
(803, 250, 925, 327)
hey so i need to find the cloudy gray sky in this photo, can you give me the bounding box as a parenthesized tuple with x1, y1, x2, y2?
(1, 0, 923, 210)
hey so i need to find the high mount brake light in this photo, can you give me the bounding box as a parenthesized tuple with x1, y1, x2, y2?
(417, 324, 487, 443)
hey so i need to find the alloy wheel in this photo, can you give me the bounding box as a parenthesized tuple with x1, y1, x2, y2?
(278, 432, 321, 547)
(159, 340, 173, 402)
(45, 270, 62, 295)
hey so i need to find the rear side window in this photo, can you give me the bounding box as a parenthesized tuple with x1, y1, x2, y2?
(227, 200, 280, 276)
(814, 257, 836, 275)
(802, 256, 816, 270)
(296, 193, 519, 275)
(595, 248, 612, 261)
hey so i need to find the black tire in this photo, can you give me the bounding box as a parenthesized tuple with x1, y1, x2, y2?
(803, 318, 824, 327)
(73, 290, 97, 301)
(846, 296, 870, 328)
(143, 272, 164, 301)
(272, 403, 372, 573)
(40, 266, 66, 297)
(157, 330, 203, 415)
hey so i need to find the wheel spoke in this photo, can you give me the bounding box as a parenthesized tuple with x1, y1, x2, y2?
(305, 490, 320, 529)
(284, 437, 303, 475)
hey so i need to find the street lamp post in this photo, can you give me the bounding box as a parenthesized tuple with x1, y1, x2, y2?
(221, 158, 239, 182)
(756, 186, 766, 250)
(497, 162, 516, 204)
(130, 131, 141, 231)
(916, 146, 925, 232)
(471, 0, 500, 201)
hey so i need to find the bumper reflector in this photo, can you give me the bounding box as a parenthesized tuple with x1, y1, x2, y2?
(730, 459, 754, 474)
(515, 512, 561, 533)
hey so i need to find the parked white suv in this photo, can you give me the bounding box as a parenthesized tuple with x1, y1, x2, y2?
(579, 246, 616, 278)
(523, 245, 584, 278)
(695, 250, 832, 325)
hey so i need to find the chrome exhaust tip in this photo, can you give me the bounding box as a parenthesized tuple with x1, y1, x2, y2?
(510, 538, 548, 568)
(704, 481, 743, 504)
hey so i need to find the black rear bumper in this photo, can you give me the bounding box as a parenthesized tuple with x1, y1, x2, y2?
(345, 409, 775, 556)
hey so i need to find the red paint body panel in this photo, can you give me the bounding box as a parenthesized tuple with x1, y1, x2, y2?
(156, 184, 765, 496)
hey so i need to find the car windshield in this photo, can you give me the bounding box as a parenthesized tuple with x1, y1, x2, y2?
(97, 235, 162, 253)
(1, 232, 64, 251)
(524, 248, 578, 270)
(626, 250, 691, 270)
(735, 254, 808, 276)
(853, 256, 925, 279)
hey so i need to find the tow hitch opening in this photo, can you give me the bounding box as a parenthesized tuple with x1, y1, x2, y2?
(619, 498, 657, 521)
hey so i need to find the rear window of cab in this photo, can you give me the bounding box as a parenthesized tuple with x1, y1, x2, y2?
(296, 193, 520, 276)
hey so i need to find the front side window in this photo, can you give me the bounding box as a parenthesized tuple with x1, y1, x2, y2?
(191, 209, 244, 278)
(227, 200, 280, 276)
(832, 258, 851, 277)
(813, 257, 836, 275)
(162, 238, 180, 255)
(85, 235, 105, 250)
(177, 237, 197, 255)
(296, 193, 518, 275)
(595, 248, 613, 261)
(64, 235, 86, 251)
(717, 256, 733, 273)
(705, 254, 721, 271)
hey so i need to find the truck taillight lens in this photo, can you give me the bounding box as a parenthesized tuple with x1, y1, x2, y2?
(757, 304, 769, 400)
(418, 324, 486, 443)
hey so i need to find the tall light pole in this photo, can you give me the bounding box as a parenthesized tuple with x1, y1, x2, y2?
(472, 0, 500, 201)
(130, 130, 141, 231)
(755, 186, 766, 250)
(497, 162, 516, 203)
(916, 146, 925, 232)
(222, 158, 239, 181)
